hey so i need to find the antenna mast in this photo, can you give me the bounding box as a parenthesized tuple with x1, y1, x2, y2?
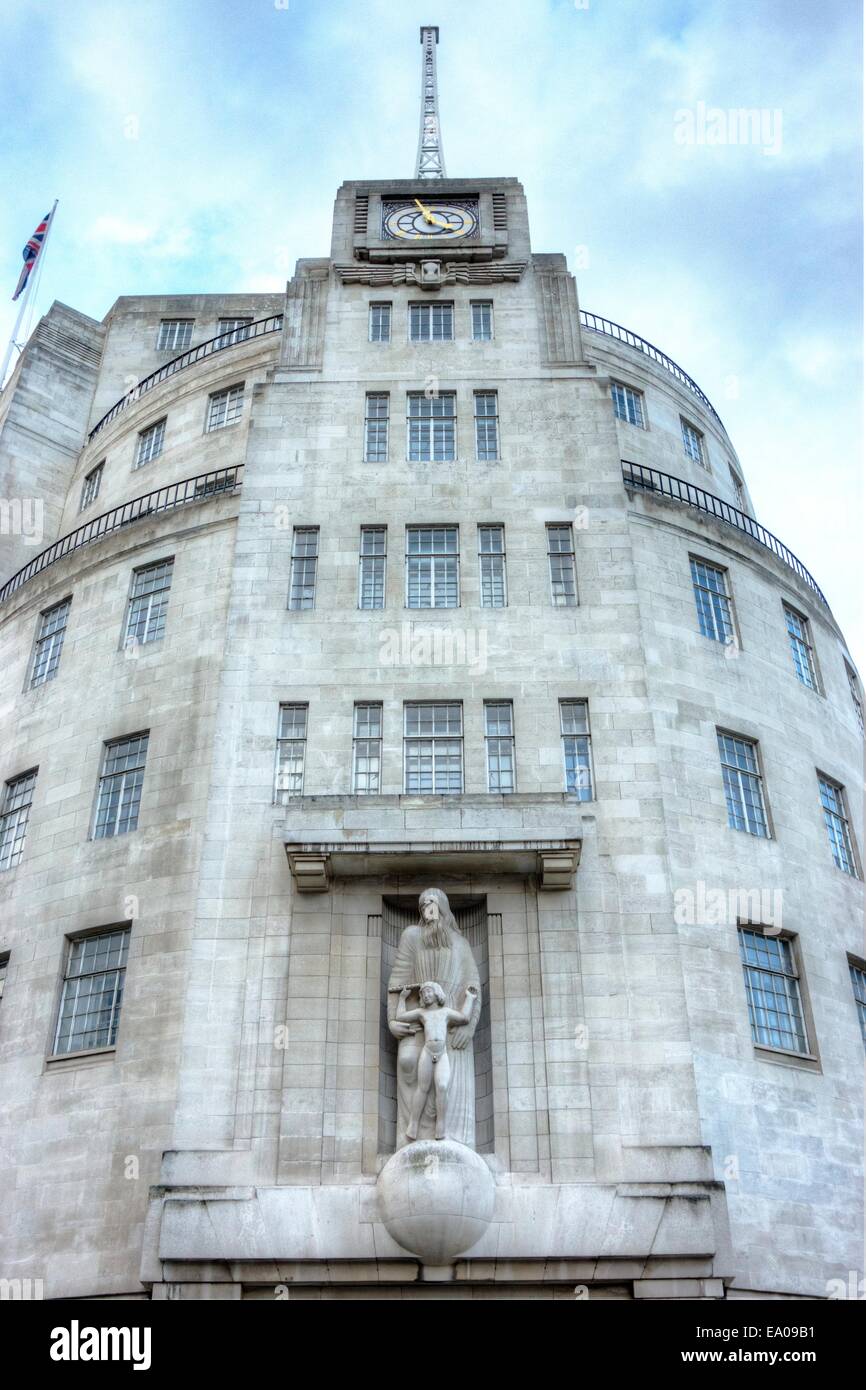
(416, 26, 446, 179)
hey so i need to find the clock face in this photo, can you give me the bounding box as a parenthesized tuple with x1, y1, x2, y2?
(382, 199, 479, 241)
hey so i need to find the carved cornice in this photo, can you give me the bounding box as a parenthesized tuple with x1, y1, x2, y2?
(333, 260, 527, 288)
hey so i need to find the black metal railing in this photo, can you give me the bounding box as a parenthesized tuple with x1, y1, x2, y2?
(88, 315, 284, 442)
(0, 466, 244, 606)
(622, 461, 828, 606)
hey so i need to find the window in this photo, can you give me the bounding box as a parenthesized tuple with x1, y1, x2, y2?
(93, 734, 149, 839)
(275, 704, 307, 801)
(80, 461, 104, 511)
(157, 319, 193, 351)
(353, 703, 382, 793)
(217, 317, 252, 345)
(30, 598, 71, 688)
(730, 467, 745, 510)
(207, 383, 244, 431)
(0, 769, 37, 871)
(784, 605, 818, 691)
(478, 525, 506, 608)
(0, 953, 7, 1003)
(364, 393, 389, 463)
(474, 391, 499, 461)
(289, 527, 319, 610)
(739, 928, 809, 1055)
(124, 559, 174, 646)
(547, 524, 577, 607)
(818, 775, 858, 876)
(611, 381, 645, 427)
(849, 960, 866, 1046)
(135, 418, 165, 468)
(404, 703, 463, 794)
(409, 302, 453, 342)
(52, 928, 130, 1056)
(406, 526, 459, 608)
(471, 300, 493, 341)
(845, 661, 864, 735)
(690, 558, 734, 644)
(407, 392, 456, 462)
(359, 527, 386, 610)
(369, 302, 391, 343)
(485, 701, 515, 792)
(681, 418, 706, 467)
(717, 733, 769, 838)
(560, 700, 593, 800)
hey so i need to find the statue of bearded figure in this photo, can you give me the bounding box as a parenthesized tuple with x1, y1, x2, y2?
(386, 888, 481, 1149)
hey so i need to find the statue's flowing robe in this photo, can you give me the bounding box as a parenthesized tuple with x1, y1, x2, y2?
(387, 924, 481, 1147)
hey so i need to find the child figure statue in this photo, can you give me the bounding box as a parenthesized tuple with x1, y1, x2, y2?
(396, 981, 479, 1141)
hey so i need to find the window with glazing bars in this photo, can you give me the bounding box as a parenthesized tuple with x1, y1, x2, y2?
(560, 700, 593, 799)
(353, 703, 383, 793)
(547, 524, 577, 607)
(471, 301, 493, 341)
(0, 769, 37, 870)
(681, 418, 706, 466)
(369, 303, 391, 342)
(611, 381, 644, 427)
(404, 702, 463, 793)
(485, 701, 515, 792)
(818, 775, 858, 876)
(717, 733, 769, 837)
(124, 559, 174, 646)
(739, 929, 809, 1054)
(364, 393, 389, 462)
(730, 468, 745, 510)
(207, 383, 244, 431)
(407, 392, 456, 462)
(53, 927, 130, 1056)
(845, 661, 864, 735)
(784, 605, 818, 690)
(406, 526, 459, 608)
(217, 317, 252, 345)
(474, 391, 499, 461)
(409, 302, 453, 341)
(478, 525, 506, 607)
(289, 528, 319, 610)
(275, 704, 308, 801)
(690, 558, 734, 644)
(80, 461, 104, 510)
(93, 734, 149, 839)
(157, 319, 193, 351)
(30, 598, 71, 687)
(359, 527, 386, 609)
(849, 960, 866, 1046)
(135, 418, 165, 468)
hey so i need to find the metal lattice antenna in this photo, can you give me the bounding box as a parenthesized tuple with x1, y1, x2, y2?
(416, 26, 446, 180)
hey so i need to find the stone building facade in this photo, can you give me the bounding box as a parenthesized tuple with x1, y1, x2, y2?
(0, 173, 862, 1301)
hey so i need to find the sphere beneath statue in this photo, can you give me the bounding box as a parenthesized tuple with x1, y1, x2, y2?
(377, 1139, 495, 1264)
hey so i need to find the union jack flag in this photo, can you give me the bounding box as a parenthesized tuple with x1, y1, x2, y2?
(13, 208, 54, 301)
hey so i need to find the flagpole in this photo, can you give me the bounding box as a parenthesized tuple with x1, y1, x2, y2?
(0, 199, 59, 390)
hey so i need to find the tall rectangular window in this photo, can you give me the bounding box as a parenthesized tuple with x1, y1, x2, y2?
(406, 526, 459, 608)
(730, 468, 746, 510)
(80, 461, 104, 511)
(690, 558, 734, 644)
(478, 525, 506, 608)
(404, 702, 463, 794)
(364, 393, 389, 463)
(845, 661, 864, 735)
(157, 319, 193, 351)
(206, 383, 244, 431)
(681, 417, 706, 467)
(359, 527, 386, 610)
(407, 392, 456, 462)
(849, 960, 866, 1046)
(739, 928, 809, 1055)
(717, 733, 769, 838)
(0, 953, 7, 1003)
(135, 418, 165, 468)
(369, 302, 391, 342)
(53, 927, 130, 1057)
(611, 381, 645, 427)
(0, 769, 37, 871)
(289, 527, 319, 610)
(485, 701, 515, 793)
(784, 605, 818, 690)
(471, 300, 493, 341)
(353, 703, 383, 794)
(275, 704, 308, 802)
(474, 391, 499, 461)
(217, 317, 252, 345)
(93, 734, 149, 840)
(547, 524, 577, 607)
(124, 559, 174, 646)
(560, 700, 593, 800)
(818, 775, 858, 876)
(409, 302, 453, 341)
(30, 598, 71, 687)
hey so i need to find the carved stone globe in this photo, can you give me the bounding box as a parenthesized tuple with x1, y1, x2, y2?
(377, 1139, 496, 1264)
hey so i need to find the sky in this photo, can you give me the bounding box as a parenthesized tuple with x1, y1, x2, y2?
(0, 0, 862, 664)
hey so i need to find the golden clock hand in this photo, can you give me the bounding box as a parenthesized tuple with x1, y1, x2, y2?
(413, 197, 436, 224)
